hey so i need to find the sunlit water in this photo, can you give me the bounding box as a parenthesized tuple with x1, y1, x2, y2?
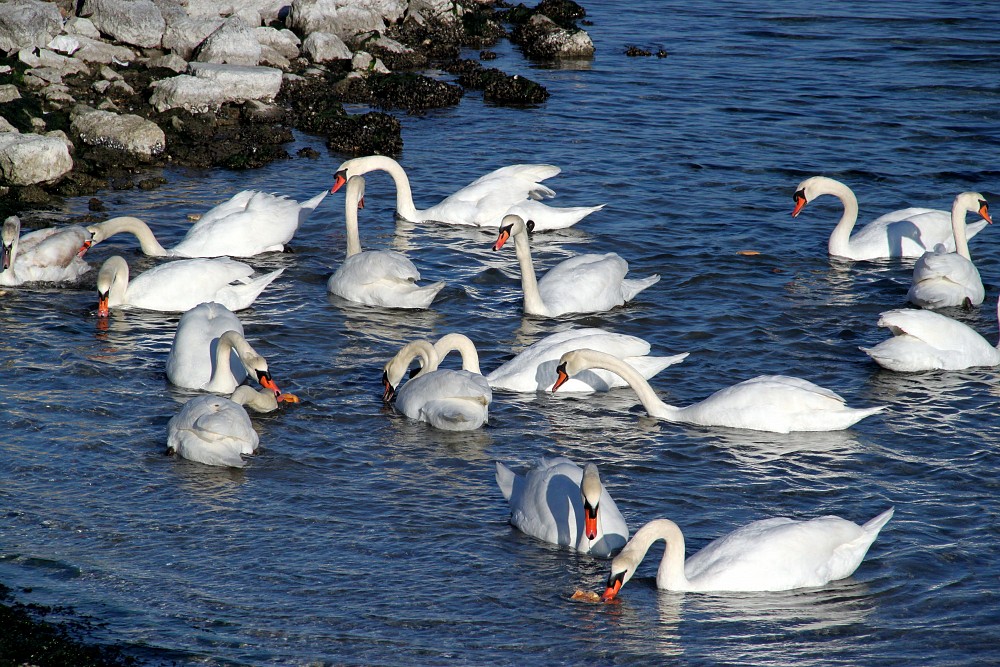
(3, 1, 1000, 664)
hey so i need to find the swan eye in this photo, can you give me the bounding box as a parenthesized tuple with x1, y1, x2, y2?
(584, 500, 598, 521)
(606, 569, 625, 590)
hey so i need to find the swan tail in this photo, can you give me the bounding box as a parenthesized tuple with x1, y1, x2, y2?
(862, 507, 894, 535)
(299, 190, 330, 218)
(495, 461, 516, 501)
(621, 273, 661, 302)
(628, 352, 690, 379)
(220, 268, 284, 310)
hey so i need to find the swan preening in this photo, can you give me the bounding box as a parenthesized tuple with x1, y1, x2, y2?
(330, 155, 603, 231)
(492, 214, 659, 317)
(382, 339, 492, 431)
(792, 176, 990, 261)
(600, 508, 893, 598)
(80, 189, 328, 258)
(95, 255, 282, 315)
(554, 349, 884, 433)
(1, 216, 91, 286)
(495, 457, 629, 557)
(907, 192, 992, 309)
(327, 175, 445, 309)
(429, 329, 687, 393)
(862, 299, 1000, 372)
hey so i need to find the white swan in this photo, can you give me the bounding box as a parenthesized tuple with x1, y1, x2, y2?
(80, 189, 328, 258)
(600, 508, 894, 598)
(96, 255, 283, 315)
(492, 215, 660, 317)
(907, 192, 992, 309)
(792, 176, 990, 260)
(331, 155, 603, 231)
(166, 386, 276, 468)
(382, 340, 492, 431)
(554, 349, 885, 433)
(431, 329, 687, 392)
(166, 302, 293, 399)
(861, 299, 1000, 371)
(0, 216, 91, 286)
(495, 457, 629, 557)
(327, 175, 445, 309)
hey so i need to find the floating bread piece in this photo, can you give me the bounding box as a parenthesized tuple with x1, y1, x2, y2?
(571, 589, 601, 602)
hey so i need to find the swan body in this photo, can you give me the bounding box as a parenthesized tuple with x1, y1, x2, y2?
(907, 192, 992, 309)
(861, 303, 1000, 371)
(495, 457, 629, 557)
(82, 189, 328, 258)
(0, 216, 91, 286)
(601, 508, 894, 598)
(492, 215, 659, 317)
(166, 386, 268, 468)
(96, 255, 282, 315)
(166, 302, 287, 396)
(331, 155, 603, 231)
(327, 175, 444, 309)
(432, 328, 687, 392)
(792, 176, 990, 260)
(383, 340, 491, 431)
(554, 349, 884, 433)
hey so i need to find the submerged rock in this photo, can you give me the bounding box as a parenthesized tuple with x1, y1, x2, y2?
(511, 14, 594, 59)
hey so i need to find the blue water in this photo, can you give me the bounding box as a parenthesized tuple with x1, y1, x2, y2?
(3, 1, 1000, 664)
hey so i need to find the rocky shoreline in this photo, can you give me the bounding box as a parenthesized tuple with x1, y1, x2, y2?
(0, 0, 598, 220)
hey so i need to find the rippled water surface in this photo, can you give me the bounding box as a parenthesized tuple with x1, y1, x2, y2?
(3, 1, 1000, 664)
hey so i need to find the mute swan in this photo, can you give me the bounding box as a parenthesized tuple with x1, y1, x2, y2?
(382, 340, 492, 431)
(166, 302, 294, 400)
(495, 457, 629, 557)
(166, 386, 274, 468)
(600, 508, 894, 598)
(554, 349, 884, 433)
(492, 215, 660, 317)
(327, 176, 445, 309)
(792, 176, 990, 260)
(80, 189, 328, 258)
(907, 192, 992, 309)
(96, 255, 282, 315)
(430, 329, 688, 392)
(0, 216, 91, 286)
(330, 155, 603, 231)
(861, 299, 1000, 371)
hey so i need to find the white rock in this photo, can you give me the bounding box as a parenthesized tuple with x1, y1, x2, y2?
(0, 84, 20, 103)
(72, 35, 139, 64)
(351, 51, 387, 73)
(71, 107, 165, 157)
(258, 45, 290, 69)
(47, 35, 81, 55)
(99, 65, 122, 81)
(145, 53, 188, 72)
(149, 74, 226, 113)
(184, 0, 283, 25)
(0, 0, 63, 53)
(0, 133, 73, 185)
(410, 0, 462, 24)
(79, 0, 166, 49)
(93, 79, 111, 94)
(64, 16, 102, 40)
(288, 0, 404, 41)
(45, 129, 74, 153)
(44, 85, 75, 104)
(195, 17, 261, 66)
(302, 32, 351, 63)
(188, 62, 283, 102)
(255, 27, 300, 60)
(0, 117, 18, 133)
(30, 67, 63, 84)
(162, 16, 224, 60)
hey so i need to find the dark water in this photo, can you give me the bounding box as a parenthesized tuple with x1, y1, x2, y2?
(3, 1, 1000, 664)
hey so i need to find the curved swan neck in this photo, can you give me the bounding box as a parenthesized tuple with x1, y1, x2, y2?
(346, 156, 420, 221)
(565, 349, 678, 419)
(205, 330, 246, 391)
(821, 180, 860, 258)
(511, 225, 548, 316)
(344, 176, 365, 258)
(950, 196, 973, 260)
(387, 340, 440, 387)
(98, 256, 130, 307)
(92, 217, 169, 256)
(230, 385, 278, 412)
(433, 333, 482, 374)
(624, 519, 690, 591)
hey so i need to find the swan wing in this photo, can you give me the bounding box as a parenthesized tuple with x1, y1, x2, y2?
(328, 251, 443, 309)
(537, 253, 631, 315)
(876, 308, 991, 350)
(167, 396, 258, 467)
(11, 226, 91, 282)
(174, 192, 304, 257)
(125, 258, 274, 312)
(396, 370, 491, 429)
(505, 200, 604, 231)
(166, 302, 246, 389)
(908, 250, 984, 308)
(864, 308, 1000, 370)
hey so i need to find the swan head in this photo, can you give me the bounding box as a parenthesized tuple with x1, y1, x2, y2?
(1, 216, 19, 271)
(602, 544, 640, 601)
(383, 340, 438, 402)
(96, 256, 129, 317)
(580, 463, 603, 540)
(791, 176, 843, 217)
(955, 192, 992, 224)
(552, 349, 603, 392)
(492, 214, 534, 251)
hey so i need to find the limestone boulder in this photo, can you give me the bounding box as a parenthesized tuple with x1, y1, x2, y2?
(0, 84, 20, 103)
(64, 16, 102, 40)
(0, 133, 73, 186)
(71, 107, 165, 157)
(194, 17, 261, 66)
(188, 62, 283, 102)
(79, 0, 166, 49)
(0, 0, 63, 53)
(149, 74, 226, 113)
(288, 0, 405, 42)
(184, 0, 286, 26)
(255, 27, 300, 60)
(162, 16, 224, 60)
(72, 35, 139, 64)
(302, 32, 351, 63)
(513, 14, 595, 59)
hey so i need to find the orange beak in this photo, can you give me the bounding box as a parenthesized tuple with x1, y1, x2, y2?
(552, 364, 569, 392)
(78, 239, 93, 257)
(97, 292, 109, 317)
(602, 578, 623, 602)
(584, 503, 598, 540)
(331, 171, 347, 194)
(791, 191, 807, 217)
(492, 228, 511, 251)
(979, 202, 992, 224)
(382, 370, 396, 402)
(258, 373, 281, 396)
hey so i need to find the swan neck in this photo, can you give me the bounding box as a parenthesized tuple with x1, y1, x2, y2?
(434, 334, 482, 374)
(577, 351, 677, 419)
(512, 229, 548, 315)
(100, 217, 168, 256)
(649, 520, 690, 591)
(205, 330, 243, 391)
(366, 156, 419, 221)
(345, 178, 363, 258)
(951, 199, 972, 260)
(826, 182, 859, 257)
